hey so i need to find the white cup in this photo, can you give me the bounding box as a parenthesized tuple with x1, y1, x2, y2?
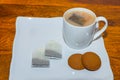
(63, 8, 108, 49)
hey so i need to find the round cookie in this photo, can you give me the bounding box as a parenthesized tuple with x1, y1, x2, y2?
(68, 54, 84, 70)
(82, 52, 101, 71)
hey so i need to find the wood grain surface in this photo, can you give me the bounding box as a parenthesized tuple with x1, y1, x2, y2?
(0, 0, 120, 80)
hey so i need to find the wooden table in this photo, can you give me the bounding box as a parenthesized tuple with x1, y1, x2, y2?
(0, 0, 120, 80)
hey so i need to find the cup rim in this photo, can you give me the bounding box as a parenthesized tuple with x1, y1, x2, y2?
(63, 8, 97, 28)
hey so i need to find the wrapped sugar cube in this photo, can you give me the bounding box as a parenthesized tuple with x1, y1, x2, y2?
(45, 40, 62, 59)
(32, 48, 49, 68)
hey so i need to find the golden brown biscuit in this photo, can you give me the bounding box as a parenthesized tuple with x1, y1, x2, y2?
(82, 52, 101, 71)
(68, 54, 84, 70)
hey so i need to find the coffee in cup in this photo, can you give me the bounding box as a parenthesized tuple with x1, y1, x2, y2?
(64, 10, 95, 27)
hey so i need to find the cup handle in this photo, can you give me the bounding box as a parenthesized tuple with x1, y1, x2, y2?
(93, 16, 108, 40)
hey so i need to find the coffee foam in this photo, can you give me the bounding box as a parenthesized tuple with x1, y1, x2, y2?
(65, 11, 95, 27)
